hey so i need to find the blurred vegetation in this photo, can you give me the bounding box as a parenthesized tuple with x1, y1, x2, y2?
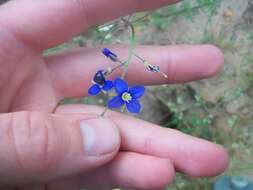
(45, 0, 253, 189)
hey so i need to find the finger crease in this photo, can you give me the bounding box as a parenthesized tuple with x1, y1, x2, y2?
(9, 114, 24, 171)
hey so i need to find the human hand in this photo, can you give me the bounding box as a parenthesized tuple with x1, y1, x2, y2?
(0, 0, 228, 189)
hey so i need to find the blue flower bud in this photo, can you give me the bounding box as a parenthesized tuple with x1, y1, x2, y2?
(102, 48, 118, 62)
(147, 65, 160, 73)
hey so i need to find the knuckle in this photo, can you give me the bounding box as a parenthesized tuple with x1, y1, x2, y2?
(143, 136, 154, 155)
(5, 111, 59, 174)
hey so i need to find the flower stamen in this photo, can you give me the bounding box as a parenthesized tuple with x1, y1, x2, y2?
(121, 92, 132, 103)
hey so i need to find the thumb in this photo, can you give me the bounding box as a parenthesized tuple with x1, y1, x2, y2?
(0, 111, 120, 186)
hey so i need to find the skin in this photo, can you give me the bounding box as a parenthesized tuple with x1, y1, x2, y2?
(0, 0, 228, 189)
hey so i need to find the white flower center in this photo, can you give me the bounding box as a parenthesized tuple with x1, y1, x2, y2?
(121, 92, 132, 103)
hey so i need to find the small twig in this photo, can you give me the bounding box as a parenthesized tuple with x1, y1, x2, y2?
(131, 12, 154, 24)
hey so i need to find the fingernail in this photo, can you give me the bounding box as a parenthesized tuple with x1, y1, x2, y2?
(80, 117, 119, 156)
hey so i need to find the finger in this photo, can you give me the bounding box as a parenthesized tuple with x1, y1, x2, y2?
(19, 185, 45, 190)
(46, 45, 223, 98)
(49, 152, 175, 190)
(0, 0, 179, 49)
(0, 111, 120, 187)
(56, 104, 229, 177)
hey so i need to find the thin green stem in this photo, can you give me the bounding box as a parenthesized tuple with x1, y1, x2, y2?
(121, 19, 136, 80)
(111, 63, 124, 72)
(133, 53, 145, 62)
(131, 12, 153, 24)
(100, 17, 136, 116)
(100, 107, 108, 117)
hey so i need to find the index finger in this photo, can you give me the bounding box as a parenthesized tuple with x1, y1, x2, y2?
(56, 104, 229, 177)
(46, 45, 223, 98)
(0, 0, 179, 49)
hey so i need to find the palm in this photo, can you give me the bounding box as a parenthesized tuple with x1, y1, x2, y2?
(0, 0, 228, 189)
(1, 45, 58, 112)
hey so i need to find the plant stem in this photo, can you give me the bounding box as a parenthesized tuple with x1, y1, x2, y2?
(100, 107, 108, 117)
(101, 17, 136, 116)
(133, 53, 145, 62)
(121, 19, 136, 80)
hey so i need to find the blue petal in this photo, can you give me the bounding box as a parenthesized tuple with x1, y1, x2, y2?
(129, 86, 145, 99)
(114, 78, 128, 95)
(126, 99, 141, 113)
(102, 80, 113, 91)
(88, 84, 101, 96)
(108, 96, 124, 108)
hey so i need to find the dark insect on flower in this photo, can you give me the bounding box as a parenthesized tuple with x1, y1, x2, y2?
(108, 78, 145, 114)
(88, 70, 113, 96)
(102, 48, 119, 62)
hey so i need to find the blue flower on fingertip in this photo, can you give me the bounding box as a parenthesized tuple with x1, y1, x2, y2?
(88, 70, 113, 96)
(102, 48, 118, 62)
(108, 78, 145, 114)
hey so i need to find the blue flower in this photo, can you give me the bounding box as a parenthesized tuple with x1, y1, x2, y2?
(102, 48, 118, 62)
(88, 70, 113, 96)
(108, 78, 145, 114)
